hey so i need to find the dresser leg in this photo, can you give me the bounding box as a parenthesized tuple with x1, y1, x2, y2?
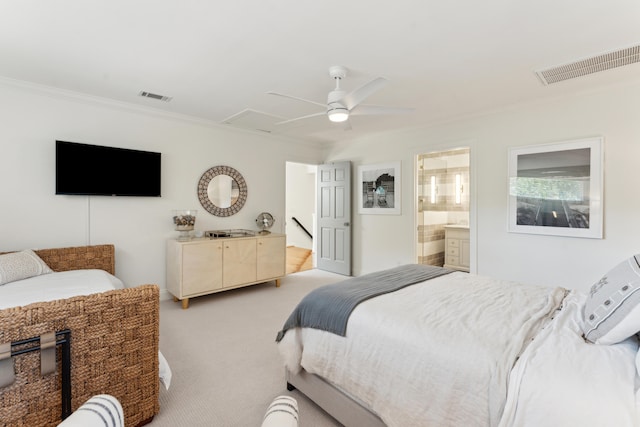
(275, 279, 281, 287)
(181, 298, 189, 309)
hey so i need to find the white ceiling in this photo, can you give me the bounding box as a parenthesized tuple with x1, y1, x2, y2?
(2, 1, 640, 145)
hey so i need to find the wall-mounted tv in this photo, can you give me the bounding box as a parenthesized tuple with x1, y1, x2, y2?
(55, 140, 161, 197)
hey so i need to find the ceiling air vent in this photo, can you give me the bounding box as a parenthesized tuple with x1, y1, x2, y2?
(138, 91, 172, 102)
(536, 44, 640, 85)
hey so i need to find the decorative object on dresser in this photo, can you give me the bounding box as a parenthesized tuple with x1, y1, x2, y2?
(172, 209, 197, 241)
(443, 225, 470, 272)
(166, 232, 286, 309)
(256, 212, 275, 234)
(197, 165, 248, 217)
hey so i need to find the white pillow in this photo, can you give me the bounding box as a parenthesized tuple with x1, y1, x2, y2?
(582, 255, 640, 344)
(0, 250, 53, 286)
(57, 394, 123, 427)
(261, 395, 298, 427)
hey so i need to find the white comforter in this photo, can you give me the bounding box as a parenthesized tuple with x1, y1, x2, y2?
(278, 272, 567, 427)
(500, 291, 639, 427)
(279, 271, 640, 426)
(0, 269, 124, 309)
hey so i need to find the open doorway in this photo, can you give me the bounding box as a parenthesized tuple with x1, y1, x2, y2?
(285, 162, 316, 274)
(416, 148, 470, 271)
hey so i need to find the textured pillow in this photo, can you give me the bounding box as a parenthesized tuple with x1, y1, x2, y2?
(0, 250, 53, 286)
(582, 254, 640, 344)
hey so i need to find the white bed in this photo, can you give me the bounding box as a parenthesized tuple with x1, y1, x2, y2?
(0, 269, 125, 309)
(277, 260, 640, 427)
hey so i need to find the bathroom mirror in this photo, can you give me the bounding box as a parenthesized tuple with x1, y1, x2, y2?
(197, 166, 247, 217)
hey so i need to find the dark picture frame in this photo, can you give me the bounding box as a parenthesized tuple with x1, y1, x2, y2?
(358, 161, 401, 215)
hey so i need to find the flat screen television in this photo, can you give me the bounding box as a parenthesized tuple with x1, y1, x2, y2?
(55, 140, 161, 197)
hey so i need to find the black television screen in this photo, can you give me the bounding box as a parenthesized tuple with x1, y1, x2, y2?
(56, 140, 161, 197)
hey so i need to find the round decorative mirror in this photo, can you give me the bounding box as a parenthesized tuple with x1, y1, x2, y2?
(197, 166, 247, 217)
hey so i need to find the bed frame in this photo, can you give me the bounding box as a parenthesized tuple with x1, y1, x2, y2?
(0, 244, 160, 427)
(286, 368, 386, 427)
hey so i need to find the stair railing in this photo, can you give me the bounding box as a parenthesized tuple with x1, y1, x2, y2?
(291, 217, 312, 239)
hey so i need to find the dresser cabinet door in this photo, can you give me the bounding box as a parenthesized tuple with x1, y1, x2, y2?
(182, 242, 223, 296)
(257, 235, 286, 281)
(444, 227, 470, 272)
(223, 239, 257, 287)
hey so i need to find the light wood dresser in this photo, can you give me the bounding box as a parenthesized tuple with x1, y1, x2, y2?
(166, 233, 286, 309)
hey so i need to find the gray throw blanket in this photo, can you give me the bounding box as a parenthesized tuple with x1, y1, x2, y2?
(276, 264, 453, 341)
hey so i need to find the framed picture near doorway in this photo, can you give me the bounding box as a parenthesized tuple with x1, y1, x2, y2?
(507, 137, 603, 238)
(358, 161, 401, 215)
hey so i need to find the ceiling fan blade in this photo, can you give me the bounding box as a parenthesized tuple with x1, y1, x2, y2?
(340, 77, 388, 110)
(350, 104, 414, 116)
(267, 91, 326, 108)
(275, 111, 326, 125)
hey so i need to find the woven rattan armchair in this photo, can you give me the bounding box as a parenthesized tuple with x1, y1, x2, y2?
(0, 245, 160, 427)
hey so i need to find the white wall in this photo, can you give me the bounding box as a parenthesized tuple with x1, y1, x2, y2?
(325, 80, 640, 294)
(4, 77, 640, 296)
(0, 80, 323, 299)
(285, 162, 315, 249)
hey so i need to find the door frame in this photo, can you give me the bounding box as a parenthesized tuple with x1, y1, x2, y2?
(285, 161, 318, 269)
(413, 142, 477, 274)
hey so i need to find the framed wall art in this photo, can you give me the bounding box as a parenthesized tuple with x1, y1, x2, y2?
(358, 161, 401, 215)
(507, 137, 603, 238)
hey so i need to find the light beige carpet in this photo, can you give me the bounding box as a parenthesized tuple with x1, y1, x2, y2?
(151, 269, 345, 427)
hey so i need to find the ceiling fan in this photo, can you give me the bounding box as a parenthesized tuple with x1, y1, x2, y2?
(267, 66, 413, 126)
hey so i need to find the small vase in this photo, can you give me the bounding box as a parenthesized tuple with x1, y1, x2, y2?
(173, 210, 197, 241)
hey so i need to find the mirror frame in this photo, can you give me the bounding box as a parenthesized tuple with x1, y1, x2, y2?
(197, 165, 248, 217)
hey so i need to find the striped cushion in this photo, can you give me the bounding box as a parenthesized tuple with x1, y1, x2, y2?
(261, 395, 298, 427)
(58, 394, 124, 427)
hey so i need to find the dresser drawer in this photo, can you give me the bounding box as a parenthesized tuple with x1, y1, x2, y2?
(448, 239, 460, 248)
(447, 247, 460, 257)
(447, 255, 460, 265)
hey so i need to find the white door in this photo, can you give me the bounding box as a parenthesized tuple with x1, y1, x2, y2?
(316, 161, 351, 276)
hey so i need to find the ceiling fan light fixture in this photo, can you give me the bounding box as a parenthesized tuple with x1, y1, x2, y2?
(328, 107, 349, 123)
